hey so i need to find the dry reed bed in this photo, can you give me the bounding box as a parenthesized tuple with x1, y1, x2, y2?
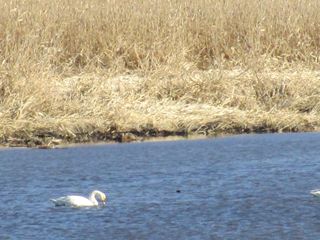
(0, 0, 320, 146)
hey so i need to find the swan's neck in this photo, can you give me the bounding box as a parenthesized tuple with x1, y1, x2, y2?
(89, 192, 99, 206)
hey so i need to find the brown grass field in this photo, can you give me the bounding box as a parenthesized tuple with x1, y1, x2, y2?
(0, 0, 320, 147)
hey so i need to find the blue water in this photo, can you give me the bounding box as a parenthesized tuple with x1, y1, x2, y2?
(1, 133, 320, 239)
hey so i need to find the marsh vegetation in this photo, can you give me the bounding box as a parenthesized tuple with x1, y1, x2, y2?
(0, 0, 320, 146)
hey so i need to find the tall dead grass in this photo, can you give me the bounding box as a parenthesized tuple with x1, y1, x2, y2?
(0, 0, 320, 146)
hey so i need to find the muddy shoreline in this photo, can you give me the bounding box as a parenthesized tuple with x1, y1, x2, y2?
(1, 124, 315, 149)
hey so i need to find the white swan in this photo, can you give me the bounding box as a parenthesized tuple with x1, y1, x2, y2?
(310, 189, 320, 197)
(51, 190, 107, 207)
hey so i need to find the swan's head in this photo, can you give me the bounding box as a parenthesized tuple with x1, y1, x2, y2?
(92, 190, 107, 204)
(100, 192, 107, 203)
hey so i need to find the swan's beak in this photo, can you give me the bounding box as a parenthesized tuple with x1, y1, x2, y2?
(101, 195, 107, 205)
(100, 198, 107, 206)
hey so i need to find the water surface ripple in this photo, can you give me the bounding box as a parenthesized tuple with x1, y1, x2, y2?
(1, 133, 320, 239)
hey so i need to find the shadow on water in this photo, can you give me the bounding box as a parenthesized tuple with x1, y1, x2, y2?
(1, 133, 320, 239)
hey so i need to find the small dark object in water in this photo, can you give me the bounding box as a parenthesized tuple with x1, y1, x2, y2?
(176, 190, 181, 193)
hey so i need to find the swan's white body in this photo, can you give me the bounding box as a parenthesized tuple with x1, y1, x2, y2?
(310, 189, 320, 197)
(51, 190, 107, 207)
